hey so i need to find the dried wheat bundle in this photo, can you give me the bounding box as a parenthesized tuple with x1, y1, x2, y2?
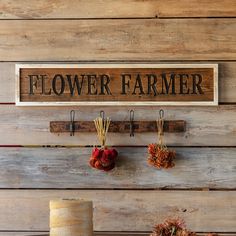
(94, 116, 111, 147)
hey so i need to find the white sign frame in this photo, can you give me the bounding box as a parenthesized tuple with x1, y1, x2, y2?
(16, 63, 218, 106)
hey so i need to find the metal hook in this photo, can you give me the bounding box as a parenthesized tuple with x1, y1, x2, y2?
(158, 109, 164, 136)
(100, 110, 105, 121)
(129, 110, 135, 137)
(70, 110, 75, 136)
(159, 109, 164, 119)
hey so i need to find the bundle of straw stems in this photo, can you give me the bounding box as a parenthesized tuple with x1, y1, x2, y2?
(94, 117, 111, 147)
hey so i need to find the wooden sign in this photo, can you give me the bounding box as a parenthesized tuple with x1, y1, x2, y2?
(16, 64, 218, 106)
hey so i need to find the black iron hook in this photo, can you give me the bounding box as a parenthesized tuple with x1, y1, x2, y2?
(70, 110, 75, 136)
(159, 109, 164, 119)
(100, 110, 105, 121)
(129, 110, 135, 137)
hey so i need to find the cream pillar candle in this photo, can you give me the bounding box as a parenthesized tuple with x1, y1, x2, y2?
(50, 199, 93, 236)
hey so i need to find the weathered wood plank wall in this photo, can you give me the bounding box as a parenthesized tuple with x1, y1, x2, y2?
(1, 62, 236, 103)
(0, 0, 236, 18)
(0, 19, 235, 61)
(0, 106, 235, 146)
(24, 233, 236, 236)
(0, 190, 235, 232)
(0, 0, 235, 235)
(0, 147, 235, 189)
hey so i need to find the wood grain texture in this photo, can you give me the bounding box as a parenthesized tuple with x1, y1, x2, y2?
(18, 66, 216, 104)
(0, 233, 48, 236)
(0, 233, 149, 236)
(0, 61, 236, 103)
(0, 234, 235, 236)
(0, 105, 235, 146)
(0, 0, 235, 19)
(0, 19, 235, 61)
(50, 120, 186, 133)
(0, 147, 235, 189)
(0, 62, 235, 103)
(0, 190, 234, 232)
(0, 233, 150, 236)
(0, 1, 235, 235)
(0, 233, 151, 236)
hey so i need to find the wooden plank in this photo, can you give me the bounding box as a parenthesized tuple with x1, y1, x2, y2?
(0, 233, 48, 236)
(0, 233, 149, 236)
(0, 147, 235, 189)
(219, 62, 236, 103)
(0, 190, 234, 232)
(0, 233, 235, 236)
(0, 232, 232, 236)
(0, 105, 235, 146)
(0, 0, 235, 19)
(0, 62, 235, 103)
(50, 120, 186, 133)
(0, 233, 150, 236)
(0, 19, 235, 61)
(16, 64, 217, 106)
(0, 63, 14, 103)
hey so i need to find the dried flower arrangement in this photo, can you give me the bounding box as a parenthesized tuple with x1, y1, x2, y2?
(150, 218, 195, 236)
(89, 113, 118, 171)
(150, 218, 219, 236)
(148, 143, 176, 169)
(148, 110, 176, 169)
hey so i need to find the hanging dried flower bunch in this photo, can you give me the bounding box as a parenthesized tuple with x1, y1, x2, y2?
(150, 218, 218, 236)
(148, 110, 176, 169)
(89, 112, 118, 171)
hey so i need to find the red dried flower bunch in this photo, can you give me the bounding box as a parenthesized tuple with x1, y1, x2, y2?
(90, 113, 118, 171)
(148, 143, 176, 169)
(89, 147, 118, 171)
(150, 218, 218, 236)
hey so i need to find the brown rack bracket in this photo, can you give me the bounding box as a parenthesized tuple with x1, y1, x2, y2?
(50, 120, 186, 133)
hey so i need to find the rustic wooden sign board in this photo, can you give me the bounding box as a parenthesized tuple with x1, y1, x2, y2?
(15, 64, 218, 106)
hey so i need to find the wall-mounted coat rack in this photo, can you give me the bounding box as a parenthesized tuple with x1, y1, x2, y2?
(50, 120, 186, 133)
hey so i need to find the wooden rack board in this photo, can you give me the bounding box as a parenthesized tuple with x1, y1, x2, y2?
(50, 120, 186, 133)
